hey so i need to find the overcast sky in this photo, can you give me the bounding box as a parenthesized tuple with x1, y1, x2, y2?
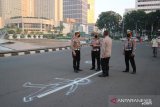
(95, 0, 136, 19)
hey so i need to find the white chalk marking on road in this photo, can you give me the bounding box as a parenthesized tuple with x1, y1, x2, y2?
(37, 71, 101, 98)
(4, 53, 12, 57)
(23, 71, 102, 102)
(85, 60, 92, 64)
(18, 52, 25, 55)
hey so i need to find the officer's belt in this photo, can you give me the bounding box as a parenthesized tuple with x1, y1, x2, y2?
(74, 49, 80, 51)
(92, 49, 100, 51)
(125, 49, 132, 51)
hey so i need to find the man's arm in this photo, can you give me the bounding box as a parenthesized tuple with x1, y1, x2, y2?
(132, 39, 136, 56)
(71, 40, 76, 55)
(93, 40, 101, 47)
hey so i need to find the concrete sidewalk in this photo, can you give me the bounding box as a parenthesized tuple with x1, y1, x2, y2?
(0, 39, 70, 52)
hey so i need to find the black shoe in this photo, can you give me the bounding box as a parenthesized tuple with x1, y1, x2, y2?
(96, 69, 101, 71)
(74, 69, 78, 73)
(77, 69, 83, 71)
(98, 74, 108, 77)
(131, 72, 136, 74)
(90, 67, 95, 70)
(123, 70, 129, 72)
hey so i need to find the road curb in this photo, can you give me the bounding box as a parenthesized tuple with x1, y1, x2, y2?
(0, 44, 89, 58)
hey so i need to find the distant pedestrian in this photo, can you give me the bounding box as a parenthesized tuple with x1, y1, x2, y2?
(123, 32, 136, 74)
(90, 34, 101, 71)
(99, 30, 112, 77)
(151, 37, 158, 57)
(71, 32, 82, 73)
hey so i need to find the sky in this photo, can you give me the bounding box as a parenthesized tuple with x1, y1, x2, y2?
(95, 0, 136, 19)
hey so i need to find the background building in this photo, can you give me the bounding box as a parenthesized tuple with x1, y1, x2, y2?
(63, 0, 88, 25)
(136, 0, 160, 13)
(34, 0, 63, 26)
(0, 0, 21, 19)
(63, 0, 88, 33)
(0, 0, 63, 29)
(87, 0, 95, 24)
(0, 0, 22, 28)
(6, 17, 54, 32)
(22, 0, 35, 17)
(0, 17, 2, 29)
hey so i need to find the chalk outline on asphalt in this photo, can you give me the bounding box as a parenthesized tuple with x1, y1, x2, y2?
(23, 71, 102, 102)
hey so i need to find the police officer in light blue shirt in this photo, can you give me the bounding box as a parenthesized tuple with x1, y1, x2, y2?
(123, 32, 136, 74)
(90, 34, 101, 71)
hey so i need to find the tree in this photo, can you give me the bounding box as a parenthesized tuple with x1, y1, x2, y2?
(146, 10, 160, 37)
(16, 28, 22, 34)
(96, 11, 122, 34)
(123, 10, 160, 38)
(7, 29, 15, 34)
(24, 29, 28, 34)
(53, 24, 65, 36)
(123, 10, 146, 37)
(59, 23, 65, 34)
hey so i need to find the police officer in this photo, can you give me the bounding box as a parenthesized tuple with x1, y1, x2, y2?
(99, 30, 112, 77)
(151, 36, 159, 57)
(71, 32, 82, 73)
(90, 34, 101, 71)
(123, 32, 136, 74)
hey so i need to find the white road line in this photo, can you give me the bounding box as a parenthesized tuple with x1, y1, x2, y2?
(85, 60, 92, 64)
(37, 71, 102, 98)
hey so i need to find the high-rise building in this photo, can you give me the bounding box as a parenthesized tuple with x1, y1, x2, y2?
(0, 0, 63, 28)
(0, 0, 22, 28)
(0, 0, 22, 19)
(87, 0, 95, 24)
(34, 0, 63, 24)
(63, 0, 88, 24)
(136, 0, 160, 13)
(22, 0, 34, 17)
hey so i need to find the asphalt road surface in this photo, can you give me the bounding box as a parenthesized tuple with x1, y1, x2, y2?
(0, 41, 160, 107)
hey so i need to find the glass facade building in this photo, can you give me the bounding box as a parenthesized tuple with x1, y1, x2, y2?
(63, 0, 88, 24)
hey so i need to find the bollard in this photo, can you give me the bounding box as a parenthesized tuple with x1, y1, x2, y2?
(16, 34, 21, 39)
(8, 34, 13, 39)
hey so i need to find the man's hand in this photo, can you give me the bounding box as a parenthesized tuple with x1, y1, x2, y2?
(131, 53, 135, 57)
(73, 51, 76, 56)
